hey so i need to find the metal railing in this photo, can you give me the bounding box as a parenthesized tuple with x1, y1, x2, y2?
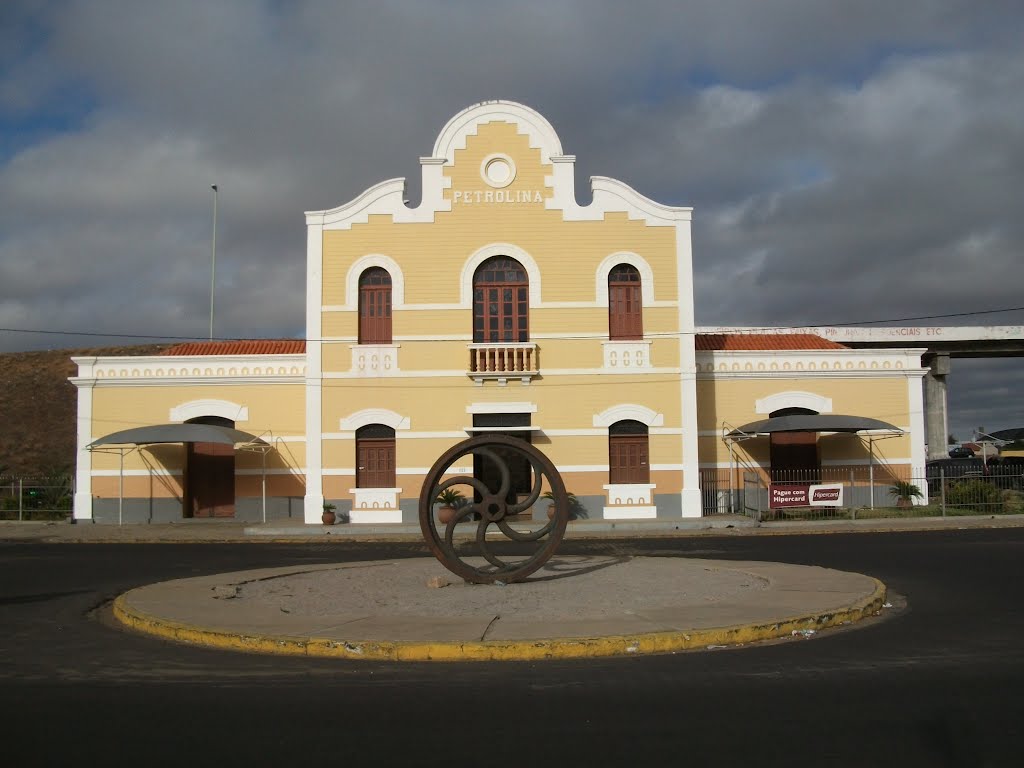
(0, 475, 74, 521)
(708, 465, 1024, 521)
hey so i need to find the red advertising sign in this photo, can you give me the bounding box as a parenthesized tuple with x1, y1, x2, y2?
(769, 483, 843, 508)
(770, 485, 809, 508)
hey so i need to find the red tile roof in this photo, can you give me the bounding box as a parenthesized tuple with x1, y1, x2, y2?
(695, 333, 847, 351)
(160, 340, 307, 356)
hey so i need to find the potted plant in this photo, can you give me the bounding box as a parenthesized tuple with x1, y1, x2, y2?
(542, 490, 578, 520)
(322, 501, 337, 525)
(889, 481, 923, 509)
(435, 487, 464, 524)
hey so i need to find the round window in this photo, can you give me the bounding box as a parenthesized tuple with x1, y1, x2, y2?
(480, 154, 517, 188)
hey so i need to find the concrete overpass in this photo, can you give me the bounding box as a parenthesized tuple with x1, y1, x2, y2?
(698, 326, 1024, 460)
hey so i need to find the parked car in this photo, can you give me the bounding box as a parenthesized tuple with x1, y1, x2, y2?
(948, 446, 975, 458)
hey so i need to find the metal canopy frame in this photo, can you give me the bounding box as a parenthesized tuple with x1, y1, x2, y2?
(87, 425, 273, 524)
(722, 415, 906, 510)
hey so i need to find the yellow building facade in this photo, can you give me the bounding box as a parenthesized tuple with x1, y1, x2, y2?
(72, 101, 927, 524)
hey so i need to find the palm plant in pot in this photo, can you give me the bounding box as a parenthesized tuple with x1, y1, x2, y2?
(889, 480, 923, 509)
(435, 487, 465, 524)
(542, 490, 578, 520)
(321, 501, 337, 525)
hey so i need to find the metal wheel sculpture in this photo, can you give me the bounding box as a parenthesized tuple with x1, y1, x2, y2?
(418, 435, 569, 584)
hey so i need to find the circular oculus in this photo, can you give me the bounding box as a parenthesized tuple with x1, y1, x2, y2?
(480, 154, 516, 188)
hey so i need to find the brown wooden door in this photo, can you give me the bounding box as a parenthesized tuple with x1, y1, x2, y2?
(609, 434, 649, 484)
(357, 439, 396, 488)
(359, 270, 392, 344)
(609, 283, 642, 339)
(186, 442, 235, 517)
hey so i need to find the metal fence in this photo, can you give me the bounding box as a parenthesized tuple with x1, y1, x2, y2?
(700, 466, 1024, 521)
(0, 476, 74, 521)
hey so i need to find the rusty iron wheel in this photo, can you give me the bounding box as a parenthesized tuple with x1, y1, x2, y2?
(418, 435, 570, 584)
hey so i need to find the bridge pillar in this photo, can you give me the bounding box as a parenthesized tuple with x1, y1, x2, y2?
(924, 353, 950, 460)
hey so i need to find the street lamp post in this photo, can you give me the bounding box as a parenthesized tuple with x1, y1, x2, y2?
(210, 184, 218, 341)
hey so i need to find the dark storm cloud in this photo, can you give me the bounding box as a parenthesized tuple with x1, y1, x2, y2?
(1, 0, 1022, 430)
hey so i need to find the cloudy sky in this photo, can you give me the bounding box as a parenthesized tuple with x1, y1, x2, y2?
(1, 0, 1022, 441)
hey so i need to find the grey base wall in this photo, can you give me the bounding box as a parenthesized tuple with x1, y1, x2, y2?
(653, 493, 682, 519)
(90, 497, 304, 524)
(92, 498, 183, 524)
(400, 498, 418, 524)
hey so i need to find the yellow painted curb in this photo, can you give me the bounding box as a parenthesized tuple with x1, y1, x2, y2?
(112, 577, 887, 662)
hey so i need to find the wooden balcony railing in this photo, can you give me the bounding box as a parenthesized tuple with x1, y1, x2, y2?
(468, 343, 538, 384)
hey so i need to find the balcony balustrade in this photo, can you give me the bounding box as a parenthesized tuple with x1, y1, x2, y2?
(468, 343, 538, 384)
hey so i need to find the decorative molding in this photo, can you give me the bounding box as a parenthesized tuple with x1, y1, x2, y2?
(169, 399, 249, 423)
(339, 409, 411, 431)
(350, 344, 401, 376)
(74, 354, 306, 382)
(349, 489, 402, 517)
(595, 252, 656, 305)
(755, 391, 833, 415)
(460, 243, 542, 306)
(603, 341, 652, 370)
(343, 254, 406, 309)
(466, 402, 537, 414)
(695, 348, 927, 377)
(432, 100, 564, 163)
(603, 483, 656, 505)
(306, 176, 450, 231)
(480, 153, 517, 188)
(593, 404, 664, 428)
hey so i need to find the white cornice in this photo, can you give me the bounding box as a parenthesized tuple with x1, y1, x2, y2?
(696, 348, 926, 376)
(432, 100, 564, 162)
(307, 102, 693, 233)
(72, 376, 303, 388)
(72, 353, 307, 384)
(589, 176, 692, 224)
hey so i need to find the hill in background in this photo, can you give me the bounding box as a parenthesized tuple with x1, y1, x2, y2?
(0, 345, 167, 476)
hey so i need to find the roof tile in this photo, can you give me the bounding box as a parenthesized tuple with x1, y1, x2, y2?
(160, 340, 306, 356)
(695, 333, 847, 351)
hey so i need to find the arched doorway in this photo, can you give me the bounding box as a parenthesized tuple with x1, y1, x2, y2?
(185, 415, 235, 517)
(769, 407, 820, 481)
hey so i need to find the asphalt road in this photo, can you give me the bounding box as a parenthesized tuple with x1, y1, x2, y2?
(2, 530, 1022, 767)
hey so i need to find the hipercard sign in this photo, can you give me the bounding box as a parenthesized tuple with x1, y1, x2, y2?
(769, 483, 844, 508)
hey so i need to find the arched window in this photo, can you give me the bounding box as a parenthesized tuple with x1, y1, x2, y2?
(359, 268, 392, 344)
(356, 424, 396, 488)
(608, 264, 642, 340)
(473, 256, 528, 343)
(609, 419, 649, 484)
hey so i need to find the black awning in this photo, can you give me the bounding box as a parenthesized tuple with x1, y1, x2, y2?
(989, 427, 1024, 441)
(727, 414, 902, 437)
(88, 424, 266, 448)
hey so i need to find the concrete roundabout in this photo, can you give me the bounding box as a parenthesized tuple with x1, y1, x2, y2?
(112, 555, 887, 662)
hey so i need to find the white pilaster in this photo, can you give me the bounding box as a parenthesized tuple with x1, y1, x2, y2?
(304, 221, 325, 523)
(908, 370, 927, 473)
(676, 217, 702, 517)
(71, 358, 96, 520)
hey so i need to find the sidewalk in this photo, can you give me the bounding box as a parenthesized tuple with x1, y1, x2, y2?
(2, 513, 1022, 543)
